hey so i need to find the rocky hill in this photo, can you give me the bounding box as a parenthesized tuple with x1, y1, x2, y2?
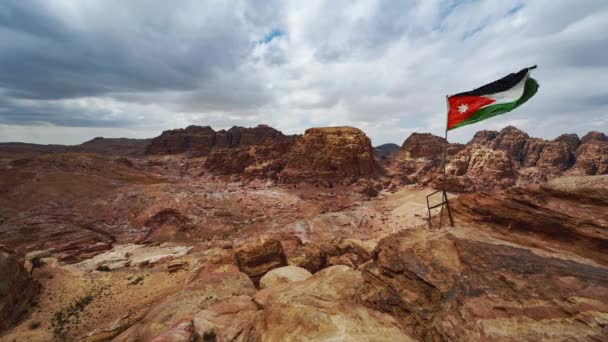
(386, 126, 608, 192)
(145, 124, 294, 156)
(1, 124, 608, 340)
(0, 137, 150, 157)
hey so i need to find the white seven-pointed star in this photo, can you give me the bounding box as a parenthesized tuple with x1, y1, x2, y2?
(458, 104, 469, 114)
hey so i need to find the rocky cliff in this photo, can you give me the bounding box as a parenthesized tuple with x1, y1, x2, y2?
(386, 126, 608, 192)
(0, 247, 40, 331)
(145, 124, 292, 156)
(280, 127, 377, 185)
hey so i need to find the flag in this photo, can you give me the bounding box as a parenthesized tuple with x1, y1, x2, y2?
(447, 66, 539, 130)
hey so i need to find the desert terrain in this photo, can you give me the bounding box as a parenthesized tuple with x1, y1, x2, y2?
(1, 124, 607, 341)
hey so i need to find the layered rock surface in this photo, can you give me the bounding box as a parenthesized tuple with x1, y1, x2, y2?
(280, 127, 377, 185)
(386, 126, 608, 192)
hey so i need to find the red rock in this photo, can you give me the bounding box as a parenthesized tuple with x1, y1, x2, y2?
(235, 239, 286, 283)
(146, 124, 293, 157)
(280, 127, 376, 185)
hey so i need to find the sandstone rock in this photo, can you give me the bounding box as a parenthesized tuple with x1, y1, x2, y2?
(114, 265, 256, 341)
(363, 222, 608, 340)
(248, 266, 414, 341)
(146, 124, 292, 157)
(580, 131, 608, 144)
(400, 133, 446, 158)
(280, 239, 326, 273)
(235, 239, 286, 283)
(569, 136, 608, 175)
(280, 127, 376, 184)
(388, 126, 607, 192)
(0, 249, 40, 331)
(351, 178, 381, 197)
(259, 266, 312, 289)
(193, 295, 258, 342)
(149, 320, 194, 342)
(146, 125, 217, 156)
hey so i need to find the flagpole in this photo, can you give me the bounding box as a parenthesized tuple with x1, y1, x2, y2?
(443, 95, 449, 191)
(443, 95, 454, 227)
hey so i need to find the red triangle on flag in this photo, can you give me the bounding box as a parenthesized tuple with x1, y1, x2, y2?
(447, 96, 495, 129)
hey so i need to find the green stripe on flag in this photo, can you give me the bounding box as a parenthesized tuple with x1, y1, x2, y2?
(449, 78, 539, 130)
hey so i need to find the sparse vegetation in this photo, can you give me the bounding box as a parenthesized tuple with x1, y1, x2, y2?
(51, 295, 94, 336)
(30, 256, 45, 275)
(128, 276, 144, 286)
(28, 321, 41, 330)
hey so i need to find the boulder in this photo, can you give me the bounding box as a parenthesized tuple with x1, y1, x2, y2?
(259, 266, 312, 289)
(235, 239, 286, 283)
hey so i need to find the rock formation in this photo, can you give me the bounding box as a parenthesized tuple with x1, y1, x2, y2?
(145, 124, 291, 156)
(374, 143, 400, 160)
(280, 127, 377, 185)
(0, 247, 40, 331)
(387, 126, 608, 192)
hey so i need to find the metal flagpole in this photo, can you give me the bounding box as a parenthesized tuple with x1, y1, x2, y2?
(426, 96, 455, 228)
(443, 95, 454, 227)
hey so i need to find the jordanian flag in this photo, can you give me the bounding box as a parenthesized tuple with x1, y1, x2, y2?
(447, 66, 539, 130)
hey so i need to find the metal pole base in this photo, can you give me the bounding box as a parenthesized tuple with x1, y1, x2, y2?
(426, 189, 454, 229)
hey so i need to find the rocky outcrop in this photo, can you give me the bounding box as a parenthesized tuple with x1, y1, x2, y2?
(355, 177, 608, 340)
(259, 266, 312, 289)
(193, 295, 258, 341)
(374, 143, 400, 160)
(203, 139, 295, 178)
(569, 132, 608, 175)
(145, 124, 291, 156)
(388, 126, 608, 192)
(0, 248, 40, 331)
(113, 265, 256, 341)
(280, 127, 377, 185)
(235, 239, 287, 284)
(247, 266, 415, 341)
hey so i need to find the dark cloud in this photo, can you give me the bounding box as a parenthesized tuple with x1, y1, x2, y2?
(0, 0, 607, 145)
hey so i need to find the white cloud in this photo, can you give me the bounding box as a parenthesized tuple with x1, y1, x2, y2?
(0, 0, 607, 146)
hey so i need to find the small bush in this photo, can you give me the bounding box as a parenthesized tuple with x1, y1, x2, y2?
(30, 256, 45, 275)
(28, 321, 41, 330)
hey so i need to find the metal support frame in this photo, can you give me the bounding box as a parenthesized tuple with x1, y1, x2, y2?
(426, 189, 454, 229)
(426, 95, 455, 229)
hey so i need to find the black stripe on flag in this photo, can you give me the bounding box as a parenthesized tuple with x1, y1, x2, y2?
(452, 66, 537, 97)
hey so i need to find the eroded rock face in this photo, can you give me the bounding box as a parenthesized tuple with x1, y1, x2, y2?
(363, 228, 608, 341)
(248, 266, 415, 341)
(146, 124, 290, 156)
(193, 295, 258, 341)
(113, 265, 256, 341)
(280, 127, 376, 184)
(358, 178, 608, 340)
(0, 248, 40, 331)
(235, 239, 286, 283)
(569, 132, 608, 175)
(387, 126, 608, 192)
(400, 133, 447, 158)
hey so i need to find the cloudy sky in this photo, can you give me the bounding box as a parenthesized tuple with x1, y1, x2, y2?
(0, 0, 607, 145)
